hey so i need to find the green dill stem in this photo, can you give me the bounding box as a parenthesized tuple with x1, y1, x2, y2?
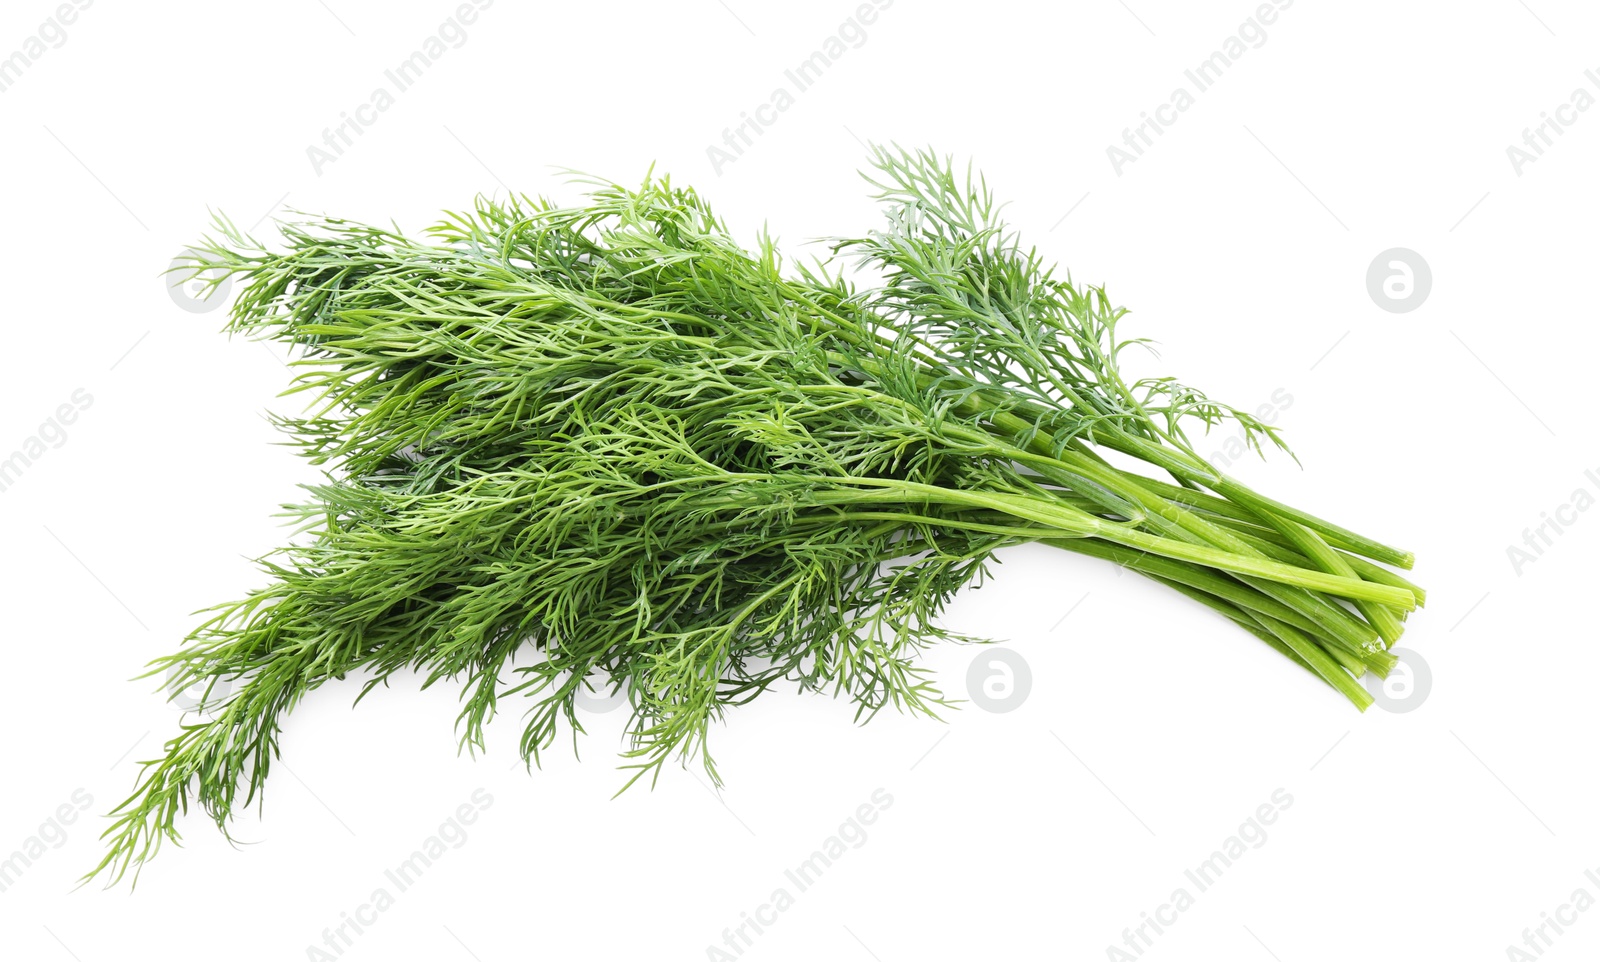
(1140, 577, 1320, 679)
(1068, 488, 1381, 658)
(832, 351, 1409, 615)
(1123, 571, 1371, 709)
(984, 395, 1412, 572)
(934, 419, 1414, 614)
(1053, 539, 1344, 648)
(1195, 514, 1426, 608)
(1062, 457, 1388, 646)
(1132, 486, 1420, 608)
(932, 419, 1404, 633)
(1247, 617, 1374, 711)
(927, 373, 1414, 571)
(924, 483, 1414, 610)
(823, 473, 1409, 608)
(1255, 514, 1407, 647)
(934, 411, 1392, 664)
(1060, 545, 1370, 710)
(1080, 523, 1412, 609)
(1364, 648, 1398, 676)
(1208, 475, 1414, 571)
(957, 415, 1413, 617)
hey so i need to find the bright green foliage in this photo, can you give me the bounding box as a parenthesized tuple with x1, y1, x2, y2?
(91, 147, 1422, 885)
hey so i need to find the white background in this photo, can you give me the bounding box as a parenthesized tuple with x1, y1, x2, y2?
(1, 1, 1595, 959)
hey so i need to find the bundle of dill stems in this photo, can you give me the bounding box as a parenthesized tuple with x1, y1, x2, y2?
(94, 147, 1422, 883)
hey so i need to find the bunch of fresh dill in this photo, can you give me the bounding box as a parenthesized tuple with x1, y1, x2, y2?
(92, 146, 1422, 884)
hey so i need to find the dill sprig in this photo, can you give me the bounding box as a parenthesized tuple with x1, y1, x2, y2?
(90, 147, 1422, 886)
